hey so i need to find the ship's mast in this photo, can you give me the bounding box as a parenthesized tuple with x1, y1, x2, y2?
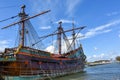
(57, 22, 62, 55)
(72, 22, 75, 50)
(1, 5, 50, 48)
(33, 23, 85, 53)
(19, 5, 27, 47)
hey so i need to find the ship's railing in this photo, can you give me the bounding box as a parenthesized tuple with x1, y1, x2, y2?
(0, 57, 16, 61)
(19, 47, 51, 57)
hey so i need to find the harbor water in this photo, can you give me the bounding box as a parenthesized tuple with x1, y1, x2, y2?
(53, 63, 120, 80)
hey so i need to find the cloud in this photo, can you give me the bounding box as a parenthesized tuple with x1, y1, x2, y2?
(118, 31, 120, 38)
(0, 40, 9, 45)
(106, 11, 120, 16)
(118, 34, 120, 38)
(45, 39, 70, 54)
(87, 53, 106, 62)
(45, 20, 120, 53)
(55, 19, 74, 24)
(30, 0, 60, 28)
(0, 40, 10, 52)
(30, 0, 82, 29)
(91, 20, 120, 31)
(87, 52, 120, 62)
(40, 26, 51, 30)
(43, 19, 120, 55)
(81, 20, 120, 39)
(102, 29, 111, 33)
(94, 47, 98, 51)
(45, 45, 55, 53)
(66, 0, 82, 16)
(44, 35, 79, 54)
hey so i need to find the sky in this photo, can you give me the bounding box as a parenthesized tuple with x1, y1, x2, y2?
(0, 0, 120, 62)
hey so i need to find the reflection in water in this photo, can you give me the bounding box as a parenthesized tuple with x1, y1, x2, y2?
(53, 63, 120, 80)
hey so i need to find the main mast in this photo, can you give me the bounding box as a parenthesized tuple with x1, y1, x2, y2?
(57, 22, 62, 55)
(19, 5, 27, 47)
(72, 22, 75, 50)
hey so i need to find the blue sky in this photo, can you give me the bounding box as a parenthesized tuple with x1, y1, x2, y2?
(0, 0, 120, 62)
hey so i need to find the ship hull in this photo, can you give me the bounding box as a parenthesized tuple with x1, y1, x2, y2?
(0, 55, 85, 75)
(0, 47, 86, 79)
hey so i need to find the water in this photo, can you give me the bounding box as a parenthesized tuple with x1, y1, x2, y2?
(53, 63, 120, 80)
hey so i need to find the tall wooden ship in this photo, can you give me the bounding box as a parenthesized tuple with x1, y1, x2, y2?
(0, 5, 86, 80)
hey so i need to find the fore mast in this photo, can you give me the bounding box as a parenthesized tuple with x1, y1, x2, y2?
(19, 5, 28, 47)
(1, 5, 50, 48)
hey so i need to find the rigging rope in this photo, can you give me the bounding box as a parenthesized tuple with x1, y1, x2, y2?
(67, 29, 82, 51)
(14, 26, 20, 47)
(24, 20, 46, 49)
(32, 30, 57, 47)
(0, 5, 20, 9)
